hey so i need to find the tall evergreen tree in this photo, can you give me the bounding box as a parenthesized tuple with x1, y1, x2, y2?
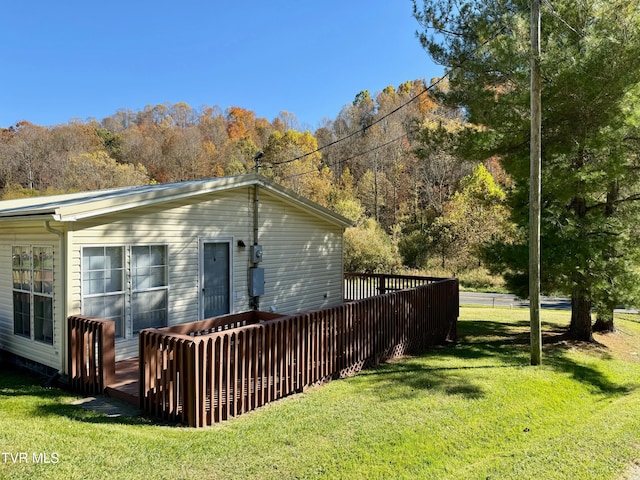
(413, 0, 640, 340)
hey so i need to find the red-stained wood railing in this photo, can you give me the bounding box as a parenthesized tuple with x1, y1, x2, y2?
(344, 272, 447, 301)
(139, 277, 459, 427)
(158, 310, 285, 336)
(68, 315, 116, 396)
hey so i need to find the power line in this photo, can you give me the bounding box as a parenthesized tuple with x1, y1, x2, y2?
(280, 132, 412, 181)
(541, 0, 582, 37)
(264, 23, 509, 173)
(267, 78, 444, 168)
(280, 109, 463, 181)
(278, 107, 465, 181)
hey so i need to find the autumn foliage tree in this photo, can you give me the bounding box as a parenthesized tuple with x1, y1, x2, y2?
(66, 151, 149, 191)
(263, 129, 334, 206)
(445, 163, 511, 268)
(0, 84, 494, 286)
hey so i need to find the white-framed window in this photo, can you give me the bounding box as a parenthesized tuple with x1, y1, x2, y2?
(12, 245, 54, 345)
(82, 246, 125, 338)
(81, 244, 168, 339)
(131, 245, 168, 332)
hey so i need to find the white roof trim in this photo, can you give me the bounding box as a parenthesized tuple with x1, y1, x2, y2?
(0, 174, 354, 228)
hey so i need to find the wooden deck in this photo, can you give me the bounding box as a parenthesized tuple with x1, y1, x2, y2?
(68, 274, 459, 426)
(105, 358, 139, 406)
(139, 278, 459, 427)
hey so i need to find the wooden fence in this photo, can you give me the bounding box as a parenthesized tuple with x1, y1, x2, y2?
(157, 309, 285, 336)
(344, 272, 445, 301)
(139, 277, 458, 427)
(68, 315, 115, 395)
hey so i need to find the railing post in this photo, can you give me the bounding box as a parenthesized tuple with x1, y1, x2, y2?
(449, 279, 459, 342)
(100, 320, 116, 390)
(186, 340, 198, 428)
(68, 316, 77, 391)
(68, 315, 116, 396)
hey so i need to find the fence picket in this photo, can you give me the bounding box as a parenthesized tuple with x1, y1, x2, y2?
(129, 276, 458, 427)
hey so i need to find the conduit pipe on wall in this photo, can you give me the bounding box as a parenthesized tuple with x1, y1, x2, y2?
(251, 152, 264, 310)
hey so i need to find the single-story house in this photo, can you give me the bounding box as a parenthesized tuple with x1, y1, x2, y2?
(0, 173, 353, 375)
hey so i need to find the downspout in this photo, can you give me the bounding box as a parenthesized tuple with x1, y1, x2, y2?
(44, 220, 67, 379)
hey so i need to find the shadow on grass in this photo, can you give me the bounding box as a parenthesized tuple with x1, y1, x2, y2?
(542, 335, 636, 395)
(0, 365, 156, 427)
(3, 315, 638, 425)
(32, 402, 158, 426)
(352, 320, 531, 401)
(546, 354, 635, 395)
(355, 360, 518, 400)
(355, 318, 637, 401)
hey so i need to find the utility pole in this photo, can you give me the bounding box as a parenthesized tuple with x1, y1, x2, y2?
(530, 0, 542, 365)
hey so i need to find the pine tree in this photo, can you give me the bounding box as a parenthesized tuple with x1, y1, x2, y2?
(413, 0, 640, 340)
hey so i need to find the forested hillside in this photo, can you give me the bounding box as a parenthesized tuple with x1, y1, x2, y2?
(0, 79, 511, 285)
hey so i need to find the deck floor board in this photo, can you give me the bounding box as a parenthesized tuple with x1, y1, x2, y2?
(106, 358, 139, 405)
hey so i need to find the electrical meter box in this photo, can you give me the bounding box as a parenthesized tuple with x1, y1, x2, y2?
(249, 267, 265, 296)
(251, 244, 263, 263)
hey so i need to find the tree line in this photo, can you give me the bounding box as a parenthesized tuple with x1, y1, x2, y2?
(9, 0, 637, 343)
(0, 79, 508, 285)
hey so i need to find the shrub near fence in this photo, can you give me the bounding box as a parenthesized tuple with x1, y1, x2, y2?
(139, 278, 459, 427)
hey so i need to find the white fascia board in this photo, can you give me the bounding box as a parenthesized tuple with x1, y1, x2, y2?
(0, 214, 61, 225)
(54, 175, 260, 221)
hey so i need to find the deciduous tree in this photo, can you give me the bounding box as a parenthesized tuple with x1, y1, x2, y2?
(344, 218, 401, 273)
(66, 151, 149, 190)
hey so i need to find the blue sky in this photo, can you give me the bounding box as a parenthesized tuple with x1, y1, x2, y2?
(0, 1, 442, 130)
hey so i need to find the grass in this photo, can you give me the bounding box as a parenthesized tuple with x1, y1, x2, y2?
(1, 307, 639, 479)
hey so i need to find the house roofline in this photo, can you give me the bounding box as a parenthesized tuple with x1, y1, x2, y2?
(254, 176, 354, 228)
(0, 174, 354, 228)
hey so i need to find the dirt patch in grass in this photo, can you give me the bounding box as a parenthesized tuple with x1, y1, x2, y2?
(536, 313, 640, 364)
(542, 329, 611, 357)
(620, 458, 640, 480)
(594, 327, 640, 364)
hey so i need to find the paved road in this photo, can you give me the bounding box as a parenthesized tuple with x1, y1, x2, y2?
(460, 291, 571, 310)
(460, 292, 638, 313)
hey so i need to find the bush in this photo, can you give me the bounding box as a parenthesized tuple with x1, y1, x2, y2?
(398, 230, 430, 268)
(344, 218, 401, 273)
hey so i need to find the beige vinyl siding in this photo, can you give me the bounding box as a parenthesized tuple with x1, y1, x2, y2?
(257, 193, 344, 313)
(67, 189, 255, 360)
(0, 176, 348, 369)
(0, 228, 64, 371)
(5, 185, 345, 363)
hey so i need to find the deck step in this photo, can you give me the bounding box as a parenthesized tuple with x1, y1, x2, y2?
(104, 357, 140, 406)
(105, 383, 139, 406)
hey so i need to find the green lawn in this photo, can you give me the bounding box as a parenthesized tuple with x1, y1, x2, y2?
(1, 307, 639, 479)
